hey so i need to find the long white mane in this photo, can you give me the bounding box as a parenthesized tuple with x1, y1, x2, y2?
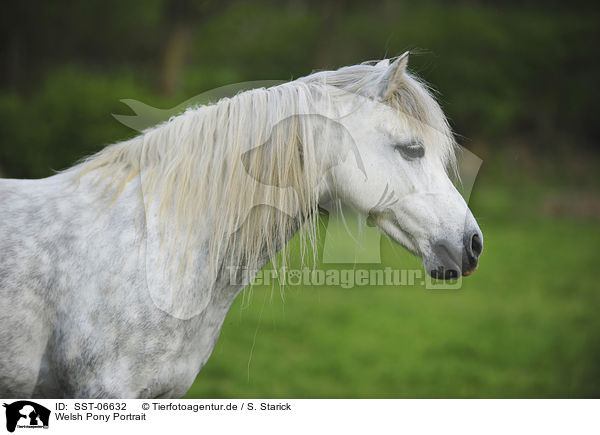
(70, 59, 456, 280)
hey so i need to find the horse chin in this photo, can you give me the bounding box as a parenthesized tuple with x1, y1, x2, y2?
(426, 265, 461, 280)
(424, 253, 462, 280)
(424, 240, 464, 280)
(370, 214, 421, 258)
(372, 214, 463, 281)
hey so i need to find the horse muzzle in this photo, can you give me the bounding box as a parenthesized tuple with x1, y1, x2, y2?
(428, 229, 483, 280)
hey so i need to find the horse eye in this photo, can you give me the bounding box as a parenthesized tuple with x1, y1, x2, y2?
(395, 143, 425, 160)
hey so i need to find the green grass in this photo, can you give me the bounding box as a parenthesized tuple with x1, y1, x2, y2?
(184, 184, 600, 398)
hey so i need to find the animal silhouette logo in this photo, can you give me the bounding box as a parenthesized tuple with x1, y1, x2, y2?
(3, 401, 50, 432)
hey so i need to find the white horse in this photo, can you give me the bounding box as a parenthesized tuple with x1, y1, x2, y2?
(0, 53, 482, 398)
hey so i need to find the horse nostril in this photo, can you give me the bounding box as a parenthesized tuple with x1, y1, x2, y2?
(462, 232, 482, 276)
(470, 233, 482, 258)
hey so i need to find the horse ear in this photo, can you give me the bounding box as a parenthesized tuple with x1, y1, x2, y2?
(378, 51, 409, 100)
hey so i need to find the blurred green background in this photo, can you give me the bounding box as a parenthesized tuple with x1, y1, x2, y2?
(1, 0, 598, 397)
